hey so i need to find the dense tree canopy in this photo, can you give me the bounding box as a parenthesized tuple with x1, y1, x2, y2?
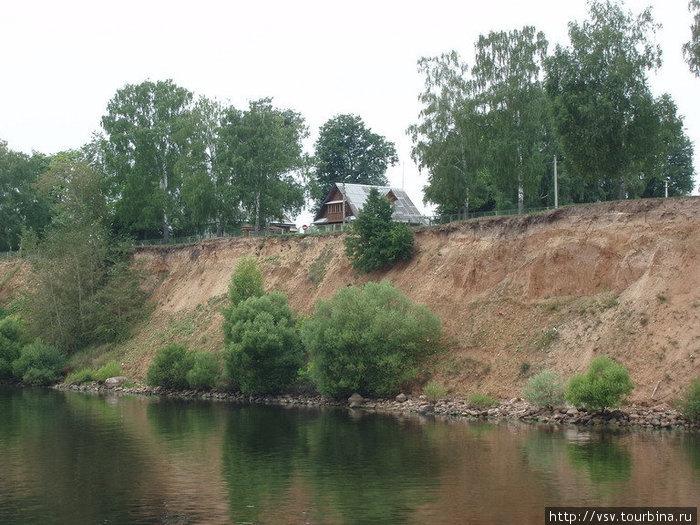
(22, 157, 146, 353)
(408, 52, 489, 220)
(101, 80, 195, 242)
(219, 98, 306, 231)
(0, 142, 50, 251)
(411, 0, 694, 218)
(545, 0, 663, 200)
(313, 114, 397, 211)
(410, 27, 554, 218)
(472, 26, 551, 213)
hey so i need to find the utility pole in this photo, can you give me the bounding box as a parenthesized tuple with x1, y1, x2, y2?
(553, 155, 559, 209)
(664, 179, 669, 198)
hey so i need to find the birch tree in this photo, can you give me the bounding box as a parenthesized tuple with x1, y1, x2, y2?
(545, 0, 662, 200)
(219, 99, 306, 231)
(408, 52, 489, 219)
(101, 80, 193, 242)
(472, 26, 550, 214)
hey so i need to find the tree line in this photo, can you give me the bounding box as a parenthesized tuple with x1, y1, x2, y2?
(1, 95, 398, 251)
(2, 0, 699, 253)
(409, 0, 698, 220)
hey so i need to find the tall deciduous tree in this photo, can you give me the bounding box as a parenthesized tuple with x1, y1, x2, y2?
(23, 157, 146, 353)
(641, 95, 695, 197)
(176, 96, 246, 236)
(101, 80, 194, 242)
(408, 52, 490, 220)
(472, 26, 551, 214)
(0, 141, 50, 251)
(219, 98, 306, 231)
(684, 0, 700, 76)
(545, 0, 662, 200)
(313, 114, 397, 210)
(410, 28, 551, 218)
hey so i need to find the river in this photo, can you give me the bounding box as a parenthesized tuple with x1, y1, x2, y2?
(0, 386, 697, 524)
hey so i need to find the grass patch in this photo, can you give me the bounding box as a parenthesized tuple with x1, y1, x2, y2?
(536, 327, 559, 350)
(94, 361, 122, 382)
(65, 367, 95, 385)
(423, 380, 449, 401)
(0, 265, 20, 293)
(308, 246, 333, 286)
(467, 393, 498, 408)
(601, 294, 619, 309)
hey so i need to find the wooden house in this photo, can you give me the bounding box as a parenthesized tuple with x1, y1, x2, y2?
(313, 183, 425, 231)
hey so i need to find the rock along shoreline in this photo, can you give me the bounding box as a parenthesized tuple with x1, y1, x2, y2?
(53, 381, 700, 432)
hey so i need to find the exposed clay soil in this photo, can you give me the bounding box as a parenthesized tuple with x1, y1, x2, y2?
(2, 197, 699, 405)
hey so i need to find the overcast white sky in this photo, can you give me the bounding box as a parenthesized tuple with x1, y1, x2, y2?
(1, 0, 698, 222)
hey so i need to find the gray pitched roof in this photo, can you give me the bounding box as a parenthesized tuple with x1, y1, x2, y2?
(333, 183, 425, 224)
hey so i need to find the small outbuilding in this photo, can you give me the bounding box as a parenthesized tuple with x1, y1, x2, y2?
(313, 183, 425, 231)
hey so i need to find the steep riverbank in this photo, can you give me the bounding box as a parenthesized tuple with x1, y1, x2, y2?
(2, 197, 699, 406)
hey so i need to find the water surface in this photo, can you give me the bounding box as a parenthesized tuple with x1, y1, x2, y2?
(0, 386, 697, 524)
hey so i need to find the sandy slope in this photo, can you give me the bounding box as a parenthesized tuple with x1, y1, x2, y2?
(2, 197, 699, 404)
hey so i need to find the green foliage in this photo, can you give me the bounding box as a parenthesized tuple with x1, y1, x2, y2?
(227, 257, 264, 308)
(101, 79, 194, 242)
(678, 377, 700, 423)
(12, 341, 66, 385)
(312, 114, 397, 211)
(0, 315, 29, 379)
(223, 292, 303, 394)
(467, 393, 498, 408)
(22, 159, 147, 354)
(146, 344, 194, 390)
(523, 370, 566, 407)
(409, 26, 553, 217)
(94, 361, 122, 383)
(0, 141, 51, 252)
(423, 380, 448, 401)
(566, 356, 634, 410)
(218, 98, 307, 231)
(301, 281, 441, 398)
(684, 0, 700, 76)
(65, 367, 95, 385)
(545, 1, 668, 201)
(344, 188, 414, 273)
(186, 351, 221, 390)
(471, 27, 551, 214)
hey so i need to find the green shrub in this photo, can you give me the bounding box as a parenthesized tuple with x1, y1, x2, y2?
(424, 380, 448, 401)
(344, 188, 414, 273)
(224, 292, 303, 394)
(566, 356, 634, 410)
(301, 281, 441, 398)
(523, 370, 566, 407)
(0, 316, 28, 379)
(679, 377, 700, 423)
(65, 367, 95, 385)
(186, 352, 221, 390)
(468, 393, 498, 408)
(146, 344, 194, 390)
(228, 257, 264, 308)
(94, 360, 122, 382)
(12, 341, 66, 385)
